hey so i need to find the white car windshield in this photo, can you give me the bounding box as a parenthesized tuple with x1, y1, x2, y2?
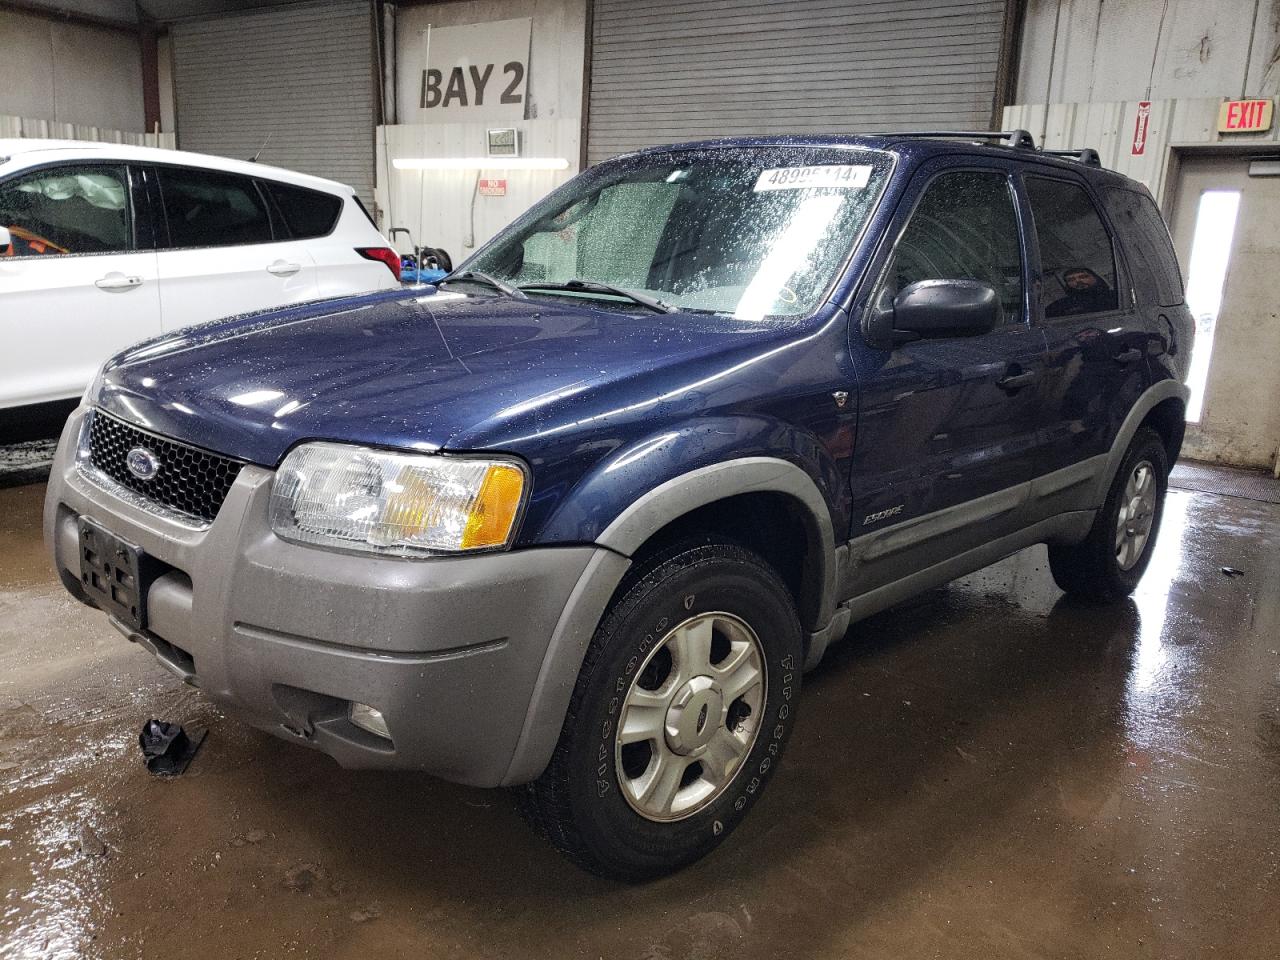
(466, 146, 893, 319)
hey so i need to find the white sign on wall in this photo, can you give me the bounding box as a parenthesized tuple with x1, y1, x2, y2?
(405, 18, 532, 123)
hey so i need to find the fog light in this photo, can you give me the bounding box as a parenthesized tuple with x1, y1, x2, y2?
(349, 702, 391, 739)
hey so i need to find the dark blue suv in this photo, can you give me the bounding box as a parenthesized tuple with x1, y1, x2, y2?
(45, 132, 1192, 879)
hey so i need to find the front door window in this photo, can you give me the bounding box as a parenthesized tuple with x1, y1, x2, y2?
(0, 165, 131, 257)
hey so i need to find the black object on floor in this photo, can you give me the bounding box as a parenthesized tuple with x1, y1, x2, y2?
(139, 719, 208, 777)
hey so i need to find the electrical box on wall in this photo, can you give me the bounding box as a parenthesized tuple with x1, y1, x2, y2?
(487, 128, 520, 158)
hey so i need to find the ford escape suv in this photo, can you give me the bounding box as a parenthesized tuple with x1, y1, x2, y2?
(45, 131, 1192, 880)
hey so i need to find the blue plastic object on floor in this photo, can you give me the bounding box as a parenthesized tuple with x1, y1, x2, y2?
(400, 266, 449, 285)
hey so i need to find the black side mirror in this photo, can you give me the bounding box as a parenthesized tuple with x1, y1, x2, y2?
(873, 279, 1002, 344)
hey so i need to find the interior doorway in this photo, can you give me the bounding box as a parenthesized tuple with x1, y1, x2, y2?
(1167, 152, 1280, 472)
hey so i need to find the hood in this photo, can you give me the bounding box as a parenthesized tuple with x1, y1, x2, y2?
(94, 288, 804, 466)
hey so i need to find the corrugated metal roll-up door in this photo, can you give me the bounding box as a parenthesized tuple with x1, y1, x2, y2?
(171, 1, 376, 205)
(588, 0, 1010, 164)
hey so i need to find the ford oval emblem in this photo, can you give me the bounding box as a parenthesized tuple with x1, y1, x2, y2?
(125, 446, 161, 481)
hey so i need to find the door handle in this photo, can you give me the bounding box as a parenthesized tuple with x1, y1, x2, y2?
(996, 369, 1039, 392)
(266, 261, 302, 277)
(1113, 347, 1143, 365)
(94, 274, 143, 291)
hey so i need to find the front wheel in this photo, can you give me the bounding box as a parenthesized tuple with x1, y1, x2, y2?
(1049, 426, 1169, 602)
(517, 541, 803, 881)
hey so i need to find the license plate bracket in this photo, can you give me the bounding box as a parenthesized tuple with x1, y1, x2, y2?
(78, 518, 159, 633)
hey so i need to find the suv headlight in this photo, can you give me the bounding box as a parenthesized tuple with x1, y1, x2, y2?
(269, 442, 527, 556)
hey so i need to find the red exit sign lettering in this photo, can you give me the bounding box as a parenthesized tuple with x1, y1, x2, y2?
(1218, 99, 1273, 134)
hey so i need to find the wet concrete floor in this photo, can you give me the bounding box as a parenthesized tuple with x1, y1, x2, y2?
(1, 479, 1278, 959)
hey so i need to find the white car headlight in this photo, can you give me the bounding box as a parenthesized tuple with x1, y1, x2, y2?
(270, 442, 527, 556)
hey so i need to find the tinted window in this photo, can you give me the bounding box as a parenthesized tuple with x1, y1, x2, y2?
(880, 170, 1024, 320)
(158, 167, 272, 248)
(1103, 186, 1184, 308)
(1026, 177, 1119, 318)
(0, 164, 130, 256)
(265, 181, 342, 238)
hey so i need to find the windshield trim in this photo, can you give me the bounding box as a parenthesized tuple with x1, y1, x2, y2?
(454, 144, 899, 324)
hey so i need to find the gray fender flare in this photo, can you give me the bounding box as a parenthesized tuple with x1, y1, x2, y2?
(1091, 379, 1190, 505)
(500, 457, 838, 785)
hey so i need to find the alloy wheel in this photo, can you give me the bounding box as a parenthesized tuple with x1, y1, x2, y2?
(1115, 459, 1157, 571)
(614, 611, 766, 822)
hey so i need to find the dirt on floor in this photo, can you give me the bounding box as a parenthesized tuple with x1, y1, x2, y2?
(1, 480, 1278, 960)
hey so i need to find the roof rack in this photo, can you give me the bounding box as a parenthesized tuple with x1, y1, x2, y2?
(1040, 148, 1102, 167)
(872, 129, 1038, 150)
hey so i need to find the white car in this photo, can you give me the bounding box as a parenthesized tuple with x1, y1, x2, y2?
(0, 139, 400, 411)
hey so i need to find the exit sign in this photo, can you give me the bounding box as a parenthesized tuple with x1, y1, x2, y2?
(1218, 99, 1273, 134)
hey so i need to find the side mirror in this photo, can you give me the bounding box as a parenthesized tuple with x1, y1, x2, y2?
(0, 226, 10, 252)
(882, 279, 1001, 343)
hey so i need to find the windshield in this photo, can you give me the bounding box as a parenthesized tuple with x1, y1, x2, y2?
(465, 146, 893, 320)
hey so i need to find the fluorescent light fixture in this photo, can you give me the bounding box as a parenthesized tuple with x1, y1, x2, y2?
(393, 157, 570, 171)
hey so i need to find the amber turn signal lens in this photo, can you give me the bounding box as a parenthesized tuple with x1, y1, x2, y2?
(461, 462, 526, 549)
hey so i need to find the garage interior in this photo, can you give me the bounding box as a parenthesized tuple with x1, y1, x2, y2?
(2, 0, 1279, 957)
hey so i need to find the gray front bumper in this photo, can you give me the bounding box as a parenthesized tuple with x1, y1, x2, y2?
(44, 408, 629, 787)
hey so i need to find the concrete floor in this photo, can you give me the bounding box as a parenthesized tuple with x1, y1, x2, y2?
(1, 478, 1277, 960)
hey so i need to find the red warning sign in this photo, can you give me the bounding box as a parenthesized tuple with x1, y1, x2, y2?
(478, 178, 507, 197)
(1132, 101, 1151, 156)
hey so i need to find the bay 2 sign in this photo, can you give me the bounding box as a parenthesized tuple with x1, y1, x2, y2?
(412, 18, 531, 122)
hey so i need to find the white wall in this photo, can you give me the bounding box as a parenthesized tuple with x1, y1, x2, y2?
(0, 9, 145, 132)
(376, 0, 586, 262)
(392, 0, 585, 126)
(376, 119, 580, 260)
(1004, 98, 1280, 203)
(1017, 0, 1280, 105)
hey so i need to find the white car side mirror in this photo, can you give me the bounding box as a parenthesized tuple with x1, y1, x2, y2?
(0, 226, 10, 251)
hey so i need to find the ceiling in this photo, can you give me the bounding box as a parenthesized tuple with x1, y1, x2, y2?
(6, 0, 366, 28)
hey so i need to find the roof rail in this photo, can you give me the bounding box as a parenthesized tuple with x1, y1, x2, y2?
(1040, 148, 1102, 167)
(871, 129, 1038, 150)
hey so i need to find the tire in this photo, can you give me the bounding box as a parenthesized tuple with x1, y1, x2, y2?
(424, 247, 453, 272)
(1048, 426, 1169, 602)
(517, 541, 803, 881)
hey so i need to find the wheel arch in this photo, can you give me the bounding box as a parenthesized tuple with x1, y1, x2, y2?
(1093, 379, 1189, 504)
(595, 458, 838, 631)
(1139, 395, 1187, 469)
(501, 457, 839, 786)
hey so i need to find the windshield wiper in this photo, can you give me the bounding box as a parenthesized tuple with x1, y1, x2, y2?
(438, 270, 528, 299)
(518, 279, 677, 314)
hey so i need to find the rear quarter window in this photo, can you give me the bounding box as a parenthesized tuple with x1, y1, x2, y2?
(1102, 186, 1185, 308)
(264, 181, 343, 239)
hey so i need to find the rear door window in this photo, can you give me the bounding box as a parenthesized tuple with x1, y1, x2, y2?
(1025, 176, 1120, 318)
(1102, 186, 1184, 307)
(157, 167, 273, 248)
(263, 181, 342, 238)
(0, 164, 131, 256)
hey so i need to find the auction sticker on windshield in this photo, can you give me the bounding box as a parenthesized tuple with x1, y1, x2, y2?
(754, 165, 872, 191)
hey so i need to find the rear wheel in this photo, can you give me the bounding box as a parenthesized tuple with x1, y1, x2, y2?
(517, 541, 803, 881)
(1049, 426, 1168, 602)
